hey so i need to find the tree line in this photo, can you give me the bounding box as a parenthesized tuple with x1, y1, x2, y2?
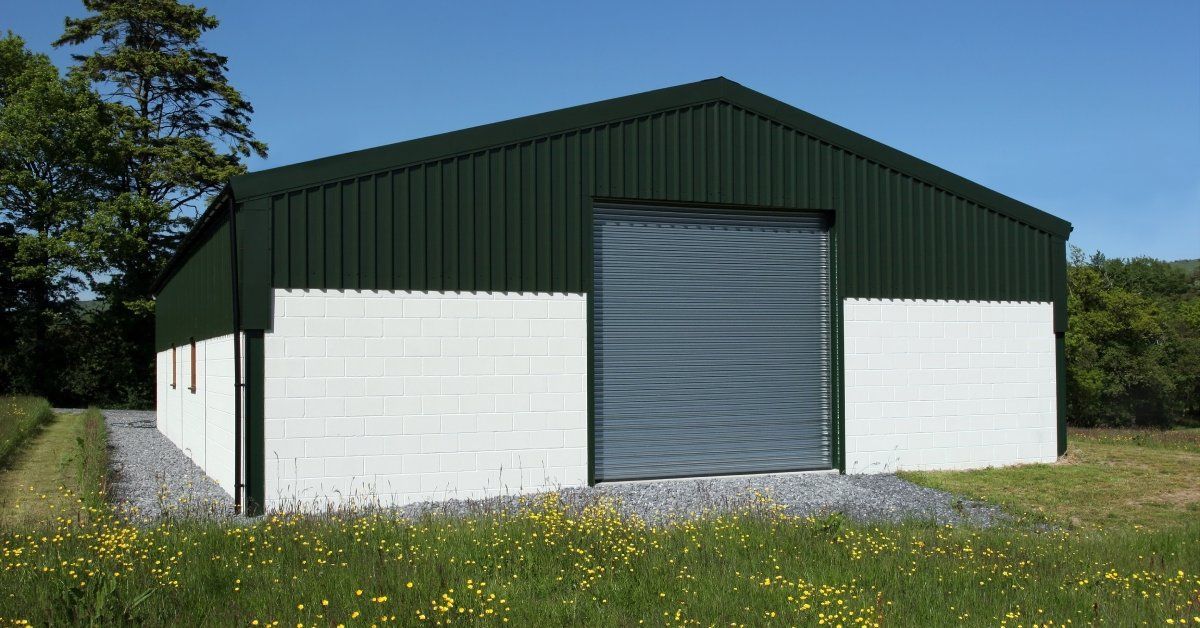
(1, 0, 265, 407)
(2, 2, 1197, 429)
(1066, 252, 1200, 428)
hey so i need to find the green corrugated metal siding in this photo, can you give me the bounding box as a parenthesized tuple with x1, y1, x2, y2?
(154, 201, 274, 351)
(838, 158, 1056, 303)
(244, 329, 265, 515)
(156, 84, 1067, 350)
(258, 101, 1057, 303)
(155, 218, 234, 350)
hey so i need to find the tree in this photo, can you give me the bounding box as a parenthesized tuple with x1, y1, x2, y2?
(1095, 254, 1191, 300)
(1065, 247, 1200, 428)
(53, 0, 267, 406)
(0, 33, 116, 400)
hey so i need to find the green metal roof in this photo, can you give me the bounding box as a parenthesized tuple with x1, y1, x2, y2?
(232, 77, 1071, 234)
(153, 77, 1072, 293)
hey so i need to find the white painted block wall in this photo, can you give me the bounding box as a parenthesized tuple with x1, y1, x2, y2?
(156, 349, 183, 447)
(154, 334, 237, 495)
(842, 299, 1058, 473)
(263, 289, 588, 510)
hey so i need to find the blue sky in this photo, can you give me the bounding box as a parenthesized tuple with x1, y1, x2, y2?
(8, 0, 1199, 260)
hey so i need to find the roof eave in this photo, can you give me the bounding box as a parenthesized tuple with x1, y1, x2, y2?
(150, 185, 233, 295)
(715, 80, 1073, 238)
(231, 77, 732, 200)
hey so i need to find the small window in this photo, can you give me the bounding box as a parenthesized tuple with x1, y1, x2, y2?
(171, 345, 177, 389)
(189, 339, 197, 393)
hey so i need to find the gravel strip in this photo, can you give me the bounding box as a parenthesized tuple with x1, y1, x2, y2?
(101, 409, 1002, 526)
(400, 472, 1006, 527)
(102, 409, 238, 521)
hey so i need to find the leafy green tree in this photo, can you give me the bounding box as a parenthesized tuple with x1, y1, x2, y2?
(1169, 299, 1200, 418)
(1095, 254, 1192, 300)
(1066, 247, 1200, 427)
(0, 33, 116, 400)
(53, 0, 267, 406)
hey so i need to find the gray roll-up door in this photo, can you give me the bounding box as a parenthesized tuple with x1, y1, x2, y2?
(593, 205, 831, 481)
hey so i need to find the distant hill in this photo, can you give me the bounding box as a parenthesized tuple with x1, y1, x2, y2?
(74, 299, 106, 313)
(1168, 259, 1199, 274)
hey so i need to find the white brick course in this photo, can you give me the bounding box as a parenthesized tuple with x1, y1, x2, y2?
(843, 298, 1057, 473)
(155, 334, 237, 495)
(263, 289, 587, 510)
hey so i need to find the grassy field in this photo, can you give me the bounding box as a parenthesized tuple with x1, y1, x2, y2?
(0, 397, 53, 468)
(0, 405, 1197, 625)
(1069, 426, 1200, 452)
(1, 493, 1197, 625)
(901, 427, 1200, 529)
(0, 408, 109, 528)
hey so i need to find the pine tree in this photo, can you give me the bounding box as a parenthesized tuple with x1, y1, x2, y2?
(54, 0, 267, 405)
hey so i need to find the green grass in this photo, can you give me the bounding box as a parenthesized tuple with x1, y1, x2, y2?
(0, 405, 1196, 625)
(75, 408, 110, 509)
(0, 408, 109, 528)
(1069, 426, 1200, 452)
(901, 428, 1200, 530)
(0, 397, 54, 468)
(0, 497, 1197, 625)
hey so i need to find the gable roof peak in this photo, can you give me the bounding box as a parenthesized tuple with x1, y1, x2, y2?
(227, 77, 1069, 239)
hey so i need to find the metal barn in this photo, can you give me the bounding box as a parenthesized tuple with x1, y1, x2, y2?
(153, 78, 1071, 513)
